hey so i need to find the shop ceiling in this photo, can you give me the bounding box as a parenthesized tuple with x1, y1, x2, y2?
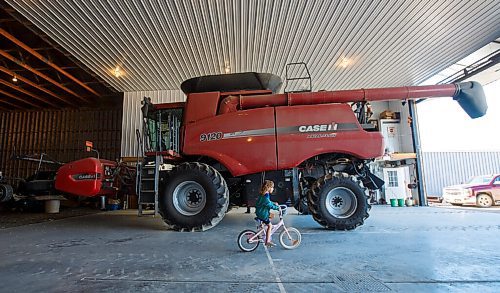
(1, 0, 500, 109)
(0, 5, 118, 110)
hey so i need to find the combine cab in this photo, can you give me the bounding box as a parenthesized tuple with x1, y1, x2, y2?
(136, 71, 487, 231)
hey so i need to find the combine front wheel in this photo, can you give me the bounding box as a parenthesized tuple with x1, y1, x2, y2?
(307, 173, 369, 230)
(159, 162, 229, 231)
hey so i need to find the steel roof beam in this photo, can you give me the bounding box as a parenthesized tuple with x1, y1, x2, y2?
(0, 65, 76, 107)
(0, 97, 22, 109)
(0, 27, 101, 97)
(0, 79, 55, 108)
(0, 49, 90, 103)
(0, 87, 40, 108)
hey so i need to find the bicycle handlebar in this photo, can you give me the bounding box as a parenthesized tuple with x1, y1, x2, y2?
(278, 205, 288, 217)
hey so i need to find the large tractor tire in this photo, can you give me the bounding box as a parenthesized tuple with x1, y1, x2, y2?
(307, 173, 370, 230)
(159, 162, 229, 231)
(0, 184, 13, 202)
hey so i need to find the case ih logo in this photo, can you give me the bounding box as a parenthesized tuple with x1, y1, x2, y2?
(200, 122, 358, 142)
(298, 123, 338, 133)
(73, 173, 99, 180)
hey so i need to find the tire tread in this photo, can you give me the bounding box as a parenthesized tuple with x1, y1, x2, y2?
(159, 162, 229, 232)
(307, 173, 370, 230)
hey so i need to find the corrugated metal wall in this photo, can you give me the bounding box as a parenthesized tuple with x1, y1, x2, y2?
(0, 108, 122, 185)
(121, 90, 185, 157)
(422, 151, 500, 196)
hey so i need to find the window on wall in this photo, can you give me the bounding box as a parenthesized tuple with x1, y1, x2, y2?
(388, 170, 398, 187)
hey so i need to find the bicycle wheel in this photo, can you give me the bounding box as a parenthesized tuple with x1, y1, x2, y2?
(279, 227, 301, 249)
(238, 229, 260, 252)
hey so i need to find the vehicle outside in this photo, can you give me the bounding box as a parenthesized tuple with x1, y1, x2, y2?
(442, 174, 500, 207)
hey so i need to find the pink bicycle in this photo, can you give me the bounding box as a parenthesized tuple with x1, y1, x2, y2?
(237, 205, 301, 252)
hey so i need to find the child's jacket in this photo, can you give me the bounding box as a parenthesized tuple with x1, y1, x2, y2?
(255, 193, 279, 220)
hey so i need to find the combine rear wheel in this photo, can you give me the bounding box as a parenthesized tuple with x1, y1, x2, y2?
(159, 162, 229, 231)
(307, 173, 369, 230)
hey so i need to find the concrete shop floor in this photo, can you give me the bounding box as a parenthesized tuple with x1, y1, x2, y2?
(0, 205, 499, 292)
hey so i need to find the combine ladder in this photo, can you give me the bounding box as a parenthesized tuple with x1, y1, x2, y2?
(136, 129, 159, 216)
(135, 101, 181, 216)
(137, 155, 161, 216)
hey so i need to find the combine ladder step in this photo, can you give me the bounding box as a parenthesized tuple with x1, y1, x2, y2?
(137, 154, 161, 217)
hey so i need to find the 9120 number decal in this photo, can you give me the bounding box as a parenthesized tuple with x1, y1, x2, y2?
(200, 132, 223, 142)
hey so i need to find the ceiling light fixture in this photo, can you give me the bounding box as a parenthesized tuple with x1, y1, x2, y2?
(223, 61, 231, 74)
(12, 75, 17, 82)
(114, 66, 123, 78)
(340, 58, 350, 68)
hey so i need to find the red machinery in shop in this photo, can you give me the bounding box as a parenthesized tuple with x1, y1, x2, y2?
(135, 69, 487, 231)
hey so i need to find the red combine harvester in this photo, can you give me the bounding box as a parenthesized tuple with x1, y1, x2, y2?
(136, 71, 487, 231)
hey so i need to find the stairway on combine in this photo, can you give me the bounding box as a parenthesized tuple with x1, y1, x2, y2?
(136, 123, 161, 217)
(137, 155, 160, 216)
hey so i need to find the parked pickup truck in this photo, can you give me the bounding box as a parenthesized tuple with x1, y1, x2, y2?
(442, 174, 500, 208)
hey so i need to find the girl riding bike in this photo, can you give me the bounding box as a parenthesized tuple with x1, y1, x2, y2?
(255, 180, 280, 247)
